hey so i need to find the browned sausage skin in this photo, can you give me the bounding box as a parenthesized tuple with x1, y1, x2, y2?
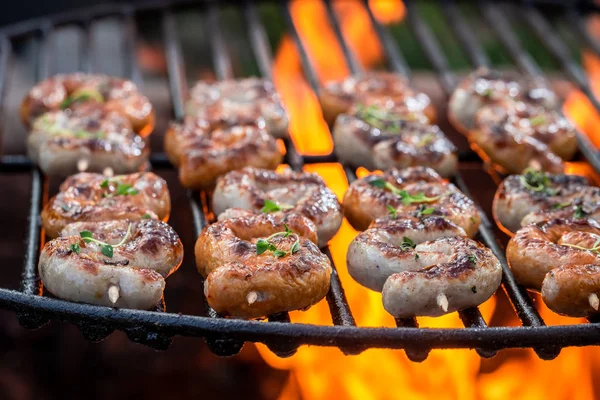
(195, 213, 331, 318)
(343, 167, 480, 236)
(21, 73, 155, 136)
(507, 219, 600, 290)
(319, 72, 436, 126)
(165, 119, 283, 190)
(42, 172, 170, 238)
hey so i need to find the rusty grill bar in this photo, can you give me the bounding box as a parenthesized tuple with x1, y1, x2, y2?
(0, 0, 599, 361)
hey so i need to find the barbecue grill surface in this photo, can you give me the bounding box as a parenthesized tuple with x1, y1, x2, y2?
(1, 0, 599, 362)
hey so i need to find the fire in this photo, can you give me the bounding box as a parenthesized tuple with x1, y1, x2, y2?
(263, 1, 600, 399)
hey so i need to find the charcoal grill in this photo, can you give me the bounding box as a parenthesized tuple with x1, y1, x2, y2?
(1, 0, 600, 363)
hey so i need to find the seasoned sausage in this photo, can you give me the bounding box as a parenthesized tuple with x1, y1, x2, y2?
(40, 219, 184, 309)
(319, 72, 436, 125)
(184, 78, 288, 138)
(212, 167, 343, 247)
(21, 73, 154, 135)
(332, 103, 457, 177)
(165, 119, 282, 190)
(42, 172, 170, 238)
(195, 213, 331, 318)
(28, 104, 149, 176)
(493, 171, 598, 233)
(343, 166, 480, 236)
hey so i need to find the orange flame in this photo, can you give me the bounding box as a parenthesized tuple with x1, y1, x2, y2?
(264, 1, 600, 399)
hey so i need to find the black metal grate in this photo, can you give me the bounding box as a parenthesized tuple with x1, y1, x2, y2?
(0, 0, 599, 362)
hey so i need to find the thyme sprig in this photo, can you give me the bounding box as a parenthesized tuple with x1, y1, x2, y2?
(519, 168, 558, 196)
(256, 224, 300, 258)
(60, 88, 104, 109)
(261, 199, 294, 213)
(355, 104, 417, 133)
(399, 236, 416, 252)
(78, 223, 133, 258)
(370, 178, 440, 205)
(562, 238, 600, 255)
(100, 177, 139, 197)
(574, 205, 589, 219)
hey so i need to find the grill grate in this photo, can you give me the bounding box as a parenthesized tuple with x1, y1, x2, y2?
(0, 0, 599, 361)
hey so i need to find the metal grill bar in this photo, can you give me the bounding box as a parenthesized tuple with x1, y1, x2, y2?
(18, 25, 53, 330)
(522, 5, 600, 115)
(162, 9, 244, 356)
(245, 0, 359, 355)
(323, 0, 363, 74)
(0, 37, 12, 157)
(367, 0, 495, 360)
(566, 6, 600, 59)
(362, 0, 410, 77)
(323, 0, 431, 361)
(406, 0, 564, 360)
(441, 1, 492, 69)
(237, 1, 300, 357)
(0, 0, 598, 358)
(480, 1, 600, 175)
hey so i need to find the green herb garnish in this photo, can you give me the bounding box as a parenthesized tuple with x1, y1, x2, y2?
(416, 205, 435, 218)
(414, 253, 420, 261)
(529, 115, 547, 127)
(552, 202, 572, 210)
(142, 213, 152, 219)
(79, 224, 132, 258)
(481, 88, 493, 97)
(574, 205, 589, 219)
(355, 104, 417, 133)
(519, 168, 558, 196)
(255, 224, 299, 258)
(60, 88, 104, 109)
(467, 254, 478, 264)
(400, 236, 416, 252)
(61, 204, 70, 212)
(470, 216, 477, 224)
(102, 180, 139, 197)
(70, 243, 80, 254)
(471, 286, 477, 293)
(417, 133, 436, 147)
(563, 237, 600, 254)
(370, 179, 440, 205)
(261, 199, 294, 213)
(387, 205, 397, 219)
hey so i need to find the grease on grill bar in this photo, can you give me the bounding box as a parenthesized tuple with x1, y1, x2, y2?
(0, 0, 598, 361)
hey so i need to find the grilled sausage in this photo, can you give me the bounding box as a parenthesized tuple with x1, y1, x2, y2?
(506, 219, 600, 290)
(469, 103, 566, 174)
(212, 167, 343, 247)
(60, 219, 183, 278)
(382, 236, 502, 318)
(347, 216, 467, 291)
(332, 103, 457, 177)
(21, 73, 154, 135)
(165, 118, 283, 190)
(42, 172, 170, 238)
(542, 264, 600, 317)
(40, 219, 183, 309)
(343, 167, 480, 236)
(195, 213, 331, 318)
(493, 171, 598, 233)
(448, 67, 558, 133)
(28, 104, 149, 176)
(319, 72, 436, 126)
(184, 78, 289, 138)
